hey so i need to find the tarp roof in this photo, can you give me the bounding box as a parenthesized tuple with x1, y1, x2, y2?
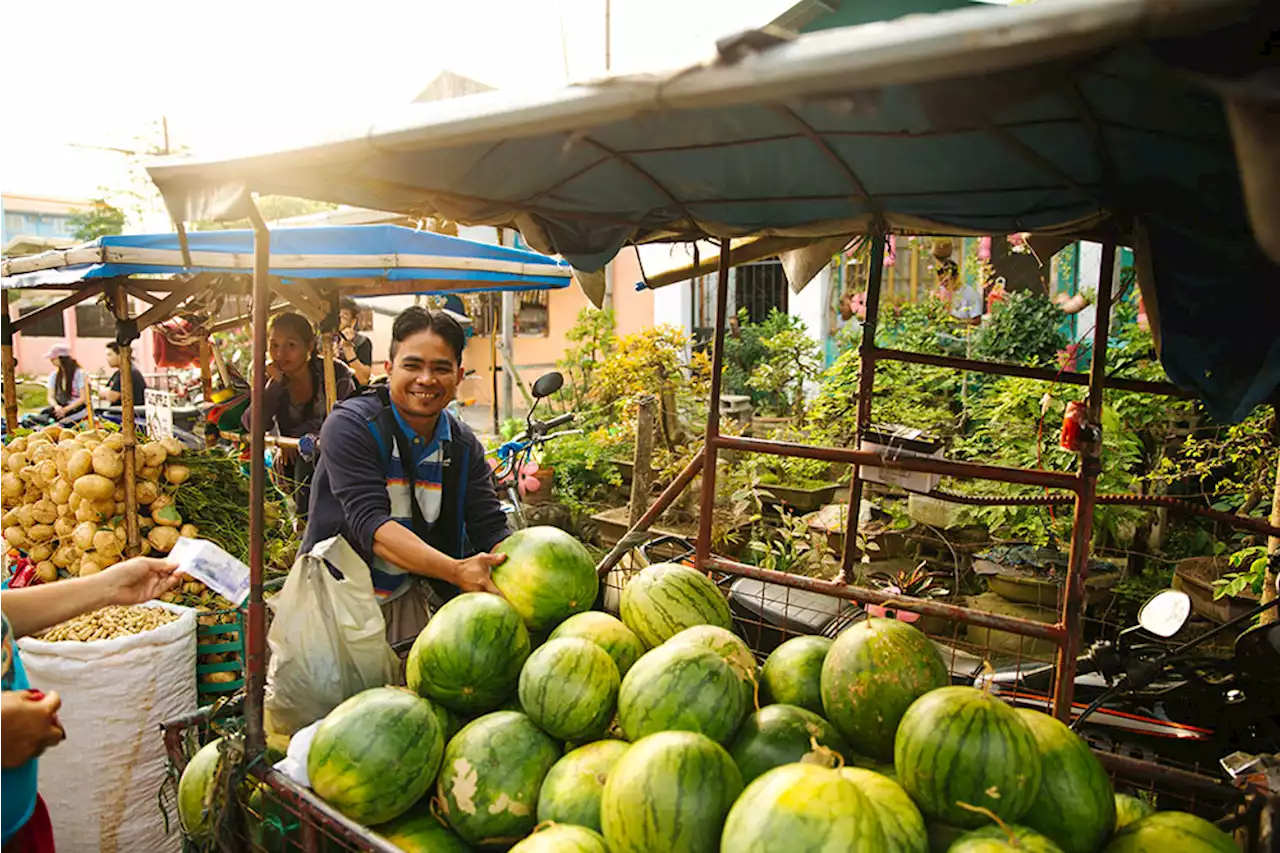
(1, 225, 572, 295)
(144, 0, 1279, 421)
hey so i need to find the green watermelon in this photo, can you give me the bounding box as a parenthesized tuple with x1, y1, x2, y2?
(948, 824, 1066, 853)
(549, 611, 646, 677)
(432, 702, 462, 744)
(519, 637, 620, 741)
(1103, 812, 1239, 853)
(1114, 794, 1156, 833)
(436, 711, 562, 847)
(619, 563, 732, 648)
(617, 642, 747, 744)
(727, 704, 854, 784)
(509, 824, 609, 852)
(374, 810, 470, 853)
(537, 739, 631, 833)
(821, 617, 949, 761)
(601, 731, 742, 853)
(761, 635, 832, 715)
(307, 687, 444, 825)
(178, 738, 223, 839)
(407, 592, 532, 714)
(492, 526, 599, 632)
(838, 766, 928, 853)
(894, 686, 1042, 829)
(720, 763, 887, 851)
(1015, 708, 1115, 853)
(667, 624, 758, 707)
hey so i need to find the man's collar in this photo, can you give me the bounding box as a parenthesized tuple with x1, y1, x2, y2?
(389, 400, 452, 446)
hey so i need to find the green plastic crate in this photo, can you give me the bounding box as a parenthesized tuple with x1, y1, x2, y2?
(196, 608, 245, 701)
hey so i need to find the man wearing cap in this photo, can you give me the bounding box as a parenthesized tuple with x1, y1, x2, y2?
(103, 342, 147, 407)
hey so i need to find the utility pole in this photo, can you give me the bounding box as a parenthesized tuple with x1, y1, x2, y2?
(501, 292, 515, 420)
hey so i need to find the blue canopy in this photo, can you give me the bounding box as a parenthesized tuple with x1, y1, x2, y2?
(0, 225, 572, 295)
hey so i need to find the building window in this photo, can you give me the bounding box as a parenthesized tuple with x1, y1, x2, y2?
(75, 303, 116, 338)
(461, 291, 551, 338)
(734, 259, 788, 324)
(17, 304, 67, 338)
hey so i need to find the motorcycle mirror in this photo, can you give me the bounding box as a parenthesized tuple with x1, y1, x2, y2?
(531, 371, 564, 399)
(1137, 589, 1192, 638)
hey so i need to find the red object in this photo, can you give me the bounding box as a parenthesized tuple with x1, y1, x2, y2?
(1060, 400, 1087, 451)
(8, 560, 37, 589)
(22, 690, 63, 734)
(11, 795, 56, 852)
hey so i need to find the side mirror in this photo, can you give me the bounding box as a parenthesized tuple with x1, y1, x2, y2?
(1137, 589, 1192, 638)
(531, 371, 564, 399)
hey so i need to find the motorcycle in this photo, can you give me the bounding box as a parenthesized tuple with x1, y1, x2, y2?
(487, 371, 580, 531)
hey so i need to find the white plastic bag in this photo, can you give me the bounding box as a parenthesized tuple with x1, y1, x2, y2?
(17, 601, 197, 853)
(263, 535, 399, 738)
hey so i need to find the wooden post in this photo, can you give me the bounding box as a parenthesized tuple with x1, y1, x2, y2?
(628, 395, 658, 527)
(1, 291, 17, 434)
(1263, 448, 1280, 625)
(321, 294, 338, 413)
(909, 245, 919, 303)
(199, 338, 214, 399)
(111, 286, 141, 557)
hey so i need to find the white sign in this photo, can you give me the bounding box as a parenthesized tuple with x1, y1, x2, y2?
(144, 389, 173, 439)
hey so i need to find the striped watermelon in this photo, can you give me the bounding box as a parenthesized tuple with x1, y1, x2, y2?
(821, 617, 949, 761)
(601, 731, 742, 853)
(720, 763, 887, 852)
(1103, 812, 1239, 853)
(492, 526, 599, 632)
(667, 624, 758, 707)
(619, 563, 732, 648)
(432, 702, 462, 744)
(178, 738, 223, 839)
(509, 824, 609, 852)
(617, 642, 747, 744)
(518, 637, 621, 741)
(948, 824, 1066, 852)
(374, 811, 470, 853)
(407, 592, 531, 714)
(1015, 708, 1115, 853)
(838, 767, 928, 853)
(893, 686, 1042, 829)
(537, 739, 630, 833)
(436, 711, 562, 847)
(549, 611, 646, 677)
(307, 687, 444, 825)
(727, 704, 854, 784)
(761, 635, 832, 715)
(1114, 794, 1156, 833)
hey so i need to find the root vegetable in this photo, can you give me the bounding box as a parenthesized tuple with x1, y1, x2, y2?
(3, 527, 28, 549)
(1, 473, 22, 500)
(49, 477, 72, 505)
(16, 506, 35, 529)
(41, 425, 63, 443)
(113, 483, 125, 502)
(73, 522, 96, 550)
(113, 525, 126, 544)
(103, 433, 125, 451)
(140, 466, 162, 482)
(114, 501, 127, 516)
(32, 499, 58, 525)
(93, 530, 122, 556)
(96, 551, 120, 568)
(30, 443, 56, 464)
(91, 447, 124, 479)
(35, 460, 58, 487)
(1, 508, 17, 527)
(164, 464, 190, 485)
(135, 481, 159, 505)
(160, 437, 184, 457)
(54, 517, 75, 538)
(39, 605, 179, 641)
(148, 526, 180, 553)
(179, 523, 199, 539)
(67, 450, 92, 481)
(78, 558, 103, 577)
(141, 442, 168, 468)
(74, 504, 103, 524)
(7, 452, 28, 472)
(140, 541, 152, 556)
(35, 561, 58, 583)
(66, 557, 81, 577)
(28, 524, 55, 543)
(93, 499, 117, 517)
(52, 544, 77, 569)
(73, 474, 115, 501)
(69, 493, 82, 511)
(152, 503, 182, 528)
(7, 437, 26, 454)
(28, 543, 53, 562)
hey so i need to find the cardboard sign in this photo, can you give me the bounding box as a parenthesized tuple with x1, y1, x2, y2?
(144, 389, 173, 439)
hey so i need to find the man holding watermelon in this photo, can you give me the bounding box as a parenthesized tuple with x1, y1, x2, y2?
(2, 556, 184, 852)
(303, 307, 511, 646)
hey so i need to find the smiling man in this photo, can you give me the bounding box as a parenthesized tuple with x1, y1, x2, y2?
(301, 307, 510, 645)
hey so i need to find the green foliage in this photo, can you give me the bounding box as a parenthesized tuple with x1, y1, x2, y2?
(1213, 545, 1269, 600)
(744, 511, 824, 576)
(971, 291, 1066, 367)
(537, 431, 623, 516)
(555, 307, 617, 413)
(746, 319, 822, 418)
(1148, 405, 1276, 516)
(68, 200, 126, 241)
(591, 324, 710, 447)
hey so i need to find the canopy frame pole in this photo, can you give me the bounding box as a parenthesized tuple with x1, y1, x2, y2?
(1052, 238, 1115, 722)
(319, 290, 339, 414)
(9, 285, 104, 333)
(245, 201, 271, 756)
(111, 284, 142, 556)
(1, 291, 16, 435)
(694, 242, 732, 570)
(839, 231, 887, 583)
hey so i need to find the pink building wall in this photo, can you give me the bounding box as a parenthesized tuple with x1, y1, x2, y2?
(10, 303, 160, 386)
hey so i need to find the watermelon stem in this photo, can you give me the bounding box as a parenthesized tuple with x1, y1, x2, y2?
(955, 802, 1017, 845)
(803, 736, 846, 770)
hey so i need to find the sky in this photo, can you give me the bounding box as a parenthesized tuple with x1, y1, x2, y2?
(0, 0, 785, 215)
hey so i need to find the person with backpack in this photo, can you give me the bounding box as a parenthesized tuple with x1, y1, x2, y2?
(300, 307, 508, 646)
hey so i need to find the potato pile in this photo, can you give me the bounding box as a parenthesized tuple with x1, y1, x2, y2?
(1, 425, 197, 580)
(37, 604, 180, 642)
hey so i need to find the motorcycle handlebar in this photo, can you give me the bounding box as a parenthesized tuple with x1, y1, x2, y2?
(538, 412, 575, 431)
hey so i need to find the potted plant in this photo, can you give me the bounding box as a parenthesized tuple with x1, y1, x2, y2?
(863, 563, 953, 635)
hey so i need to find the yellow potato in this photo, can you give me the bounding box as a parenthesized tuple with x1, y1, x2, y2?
(74, 503, 104, 524)
(102, 433, 125, 452)
(79, 558, 103, 577)
(140, 465, 162, 482)
(91, 447, 125, 480)
(72, 521, 97, 551)
(164, 464, 190, 485)
(141, 442, 168, 468)
(148, 525, 180, 553)
(160, 437, 185, 457)
(35, 561, 58, 583)
(31, 499, 58, 526)
(54, 517, 75, 538)
(3, 526, 29, 549)
(73, 474, 115, 501)
(179, 523, 199, 539)
(48, 477, 72, 505)
(7, 452, 28, 473)
(67, 449, 93, 481)
(1, 472, 23, 500)
(27, 524, 55, 543)
(41, 425, 63, 443)
(135, 481, 160, 505)
(93, 530, 122, 556)
(28, 542, 53, 562)
(52, 544, 78, 569)
(16, 505, 35, 529)
(69, 493, 82, 511)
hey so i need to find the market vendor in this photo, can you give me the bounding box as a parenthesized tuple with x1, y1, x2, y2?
(102, 341, 147, 407)
(302, 306, 509, 645)
(1, 557, 183, 851)
(241, 312, 356, 517)
(337, 297, 373, 388)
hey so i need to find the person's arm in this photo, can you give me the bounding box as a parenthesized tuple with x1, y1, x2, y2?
(1, 556, 181, 639)
(45, 373, 57, 409)
(320, 412, 502, 594)
(463, 431, 511, 553)
(242, 374, 287, 433)
(348, 337, 373, 386)
(103, 371, 123, 404)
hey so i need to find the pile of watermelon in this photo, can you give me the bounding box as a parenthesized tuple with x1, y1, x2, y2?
(177, 526, 1242, 853)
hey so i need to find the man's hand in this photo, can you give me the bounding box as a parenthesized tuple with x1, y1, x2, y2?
(1, 690, 65, 768)
(96, 557, 183, 606)
(452, 553, 507, 596)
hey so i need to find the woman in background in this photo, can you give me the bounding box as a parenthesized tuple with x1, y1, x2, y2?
(28, 345, 85, 426)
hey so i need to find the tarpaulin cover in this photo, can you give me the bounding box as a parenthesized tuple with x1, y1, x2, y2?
(144, 0, 1279, 421)
(0, 225, 572, 294)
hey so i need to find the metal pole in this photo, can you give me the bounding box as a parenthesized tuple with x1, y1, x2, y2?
(501, 292, 515, 420)
(596, 447, 705, 577)
(490, 297, 500, 435)
(245, 203, 271, 754)
(1263, 445, 1279, 625)
(839, 231, 886, 582)
(1, 291, 16, 434)
(1052, 239, 1115, 722)
(111, 285, 141, 556)
(694, 242, 732, 570)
